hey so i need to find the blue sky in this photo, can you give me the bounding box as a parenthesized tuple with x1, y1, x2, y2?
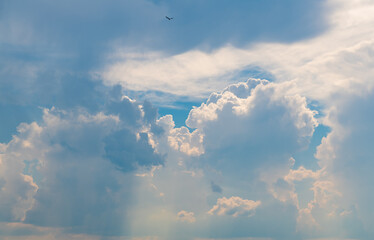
(1, 0, 374, 239)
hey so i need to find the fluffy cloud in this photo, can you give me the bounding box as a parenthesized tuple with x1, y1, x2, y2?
(185, 79, 317, 181)
(154, 114, 204, 156)
(3, 0, 374, 239)
(284, 166, 320, 182)
(312, 93, 374, 238)
(0, 122, 43, 222)
(208, 196, 261, 217)
(177, 210, 196, 223)
(0, 146, 38, 222)
(141, 78, 316, 238)
(0, 97, 164, 235)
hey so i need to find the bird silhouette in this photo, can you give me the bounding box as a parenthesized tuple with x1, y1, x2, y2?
(165, 16, 173, 20)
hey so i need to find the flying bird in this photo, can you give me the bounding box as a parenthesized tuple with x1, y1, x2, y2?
(165, 16, 173, 20)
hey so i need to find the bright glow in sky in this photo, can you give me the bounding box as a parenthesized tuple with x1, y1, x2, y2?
(1, 0, 374, 239)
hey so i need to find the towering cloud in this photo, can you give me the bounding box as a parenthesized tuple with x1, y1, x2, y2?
(186, 79, 317, 178)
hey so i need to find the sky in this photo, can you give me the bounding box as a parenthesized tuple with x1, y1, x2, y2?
(1, 0, 374, 239)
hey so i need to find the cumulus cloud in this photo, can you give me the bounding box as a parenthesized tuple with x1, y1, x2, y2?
(177, 210, 196, 223)
(0, 124, 40, 222)
(146, 80, 319, 235)
(184, 79, 317, 181)
(284, 166, 320, 182)
(154, 114, 204, 156)
(151, 78, 333, 239)
(312, 93, 374, 238)
(0, 71, 326, 240)
(167, 127, 204, 156)
(208, 196, 261, 217)
(269, 163, 346, 233)
(187, 78, 317, 138)
(271, 165, 320, 204)
(3, 0, 374, 239)
(0, 96, 164, 235)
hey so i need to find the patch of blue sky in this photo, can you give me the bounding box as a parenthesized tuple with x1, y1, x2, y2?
(23, 159, 42, 186)
(1, 0, 329, 64)
(158, 100, 202, 128)
(0, 104, 43, 143)
(290, 100, 331, 170)
(153, 67, 275, 127)
(292, 124, 331, 171)
(120, 88, 202, 127)
(235, 67, 276, 82)
(148, 0, 329, 52)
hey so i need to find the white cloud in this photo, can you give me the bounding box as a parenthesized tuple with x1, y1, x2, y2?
(0, 122, 40, 222)
(311, 93, 374, 236)
(284, 167, 320, 182)
(100, 46, 253, 98)
(98, 1, 374, 232)
(183, 79, 318, 181)
(149, 78, 319, 238)
(167, 126, 204, 156)
(3, 0, 374, 239)
(208, 196, 261, 217)
(141, 2, 374, 237)
(0, 97, 164, 234)
(177, 210, 196, 223)
(152, 114, 205, 156)
(98, 0, 374, 107)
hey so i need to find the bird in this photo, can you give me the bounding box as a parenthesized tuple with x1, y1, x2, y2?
(165, 16, 173, 20)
